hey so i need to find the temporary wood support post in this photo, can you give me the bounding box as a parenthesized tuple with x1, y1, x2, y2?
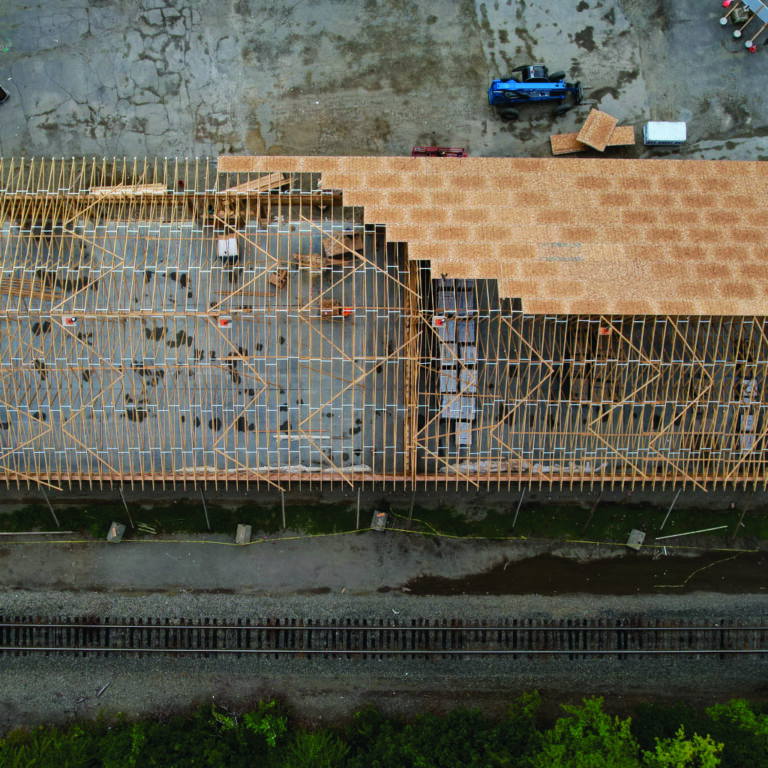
(660, 489, 682, 530)
(41, 488, 60, 529)
(119, 486, 134, 529)
(581, 491, 603, 536)
(729, 491, 753, 546)
(356, 488, 361, 529)
(512, 488, 525, 529)
(200, 488, 211, 532)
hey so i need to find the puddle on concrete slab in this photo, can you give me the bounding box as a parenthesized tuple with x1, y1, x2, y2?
(402, 552, 768, 596)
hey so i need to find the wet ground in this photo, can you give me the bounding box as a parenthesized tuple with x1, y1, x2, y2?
(0, 0, 767, 159)
(403, 551, 768, 596)
(0, 526, 766, 596)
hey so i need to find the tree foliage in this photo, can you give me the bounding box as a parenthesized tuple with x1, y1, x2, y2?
(642, 726, 722, 768)
(529, 697, 641, 768)
(0, 694, 763, 768)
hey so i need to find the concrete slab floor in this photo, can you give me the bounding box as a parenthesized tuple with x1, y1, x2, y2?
(0, 0, 766, 160)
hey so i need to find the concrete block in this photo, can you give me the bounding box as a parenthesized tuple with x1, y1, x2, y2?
(371, 510, 388, 531)
(217, 236, 238, 259)
(106, 522, 126, 543)
(626, 529, 646, 551)
(235, 524, 252, 545)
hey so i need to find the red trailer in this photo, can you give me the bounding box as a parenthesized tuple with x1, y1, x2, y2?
(411, 146, 467, 157)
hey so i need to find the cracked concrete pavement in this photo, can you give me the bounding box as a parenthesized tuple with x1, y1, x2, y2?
(0, 0, 767, 159)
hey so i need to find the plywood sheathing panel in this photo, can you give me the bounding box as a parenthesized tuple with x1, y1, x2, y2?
(551, 125, 636, 155)
(217, 155, 768, 315)
(89, 183, 167, 197)
(576, 109, 620, 152)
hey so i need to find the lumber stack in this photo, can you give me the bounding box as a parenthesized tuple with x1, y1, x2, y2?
(221, 171, 288, 194)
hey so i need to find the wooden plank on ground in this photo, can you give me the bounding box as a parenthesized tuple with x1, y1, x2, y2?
(576, 109, 619, 152)
(222, 172, 287, 194)
(551, 125, 636, 155)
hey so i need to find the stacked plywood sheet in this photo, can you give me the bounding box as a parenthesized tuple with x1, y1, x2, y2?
(578, 109, 618, 151)
(550, 109, 635, 155)
(551, 125, 635, 155)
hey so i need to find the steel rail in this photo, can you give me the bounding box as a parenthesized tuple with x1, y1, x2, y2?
(2, 647, 768, 656)
(1, 622, 764, 632)
(1, 617, 765, 658)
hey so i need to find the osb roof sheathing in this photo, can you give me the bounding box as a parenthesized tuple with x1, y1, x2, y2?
(218, 155, 768, 316)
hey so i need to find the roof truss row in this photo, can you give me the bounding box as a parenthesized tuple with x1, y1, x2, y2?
(0, 156, 765, 491)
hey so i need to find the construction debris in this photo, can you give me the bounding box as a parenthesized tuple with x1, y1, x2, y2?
(268, 269, 288, 289)
(320, 299, 352, 319)
(294, 251, 329, 270)
(322, 233, 363, 257)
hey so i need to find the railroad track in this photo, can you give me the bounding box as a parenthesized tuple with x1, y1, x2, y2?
(0, 617, 766, 658)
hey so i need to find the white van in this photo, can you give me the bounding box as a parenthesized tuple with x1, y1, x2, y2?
(643, 121, 687, 146)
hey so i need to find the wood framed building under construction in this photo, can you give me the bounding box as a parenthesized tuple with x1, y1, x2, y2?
(0, 155, 767, 492)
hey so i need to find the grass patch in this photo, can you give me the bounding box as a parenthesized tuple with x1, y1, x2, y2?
(0, 498, 357, 538)
(393, 500, 751, 545)
(0, 496, 759, 545)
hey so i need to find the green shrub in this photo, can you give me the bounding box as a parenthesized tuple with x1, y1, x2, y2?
(530, 696, 641, 768)
(280, 729, 349, 768)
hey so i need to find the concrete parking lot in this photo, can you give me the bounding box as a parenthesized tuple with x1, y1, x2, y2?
(0, 0, 766, 160)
